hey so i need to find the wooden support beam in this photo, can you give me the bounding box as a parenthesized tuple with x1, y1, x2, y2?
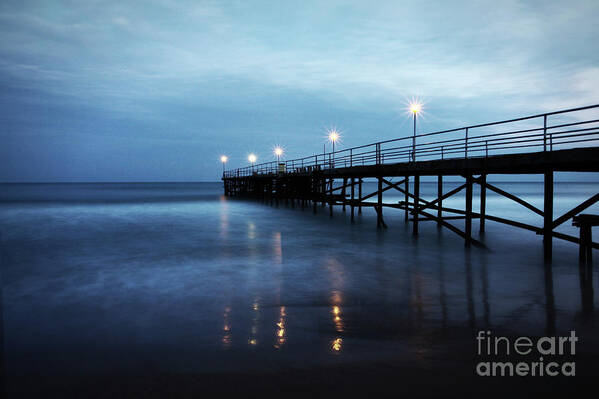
(399, 199, 542, 234)
(377, 176, 384, 228)
(578, 261, 593, 317)
(413, 175, 420, 235)
(579, 225, 592, 264)
(573, 214, 599, 264)
(480, 174, 486, 233)
(321, 176, 327, 207)
(544, 170, 554, 260)
(358, 178, 362, 214)
(415, 208, 486, 248)
(329, 178, 334, 218)
(313, 176, 318, 214)
(324, 180, 353, 194)
(483, 214, 539, 232)
(404, 197, 541, 233)
(437, 175, 442, 227)
(353, 201, 377, 207)
(351, 178, 355, 222)
(465, 175, 473, 247)
(381, 177, 430, 209)
(380, 177, 408, 193)
(472, 176, 544, 216)
(411, 215, 478, 221)
(361, 177, 406, 202)
(404, 176, 409, 222)
(551, 193, 599, 229)
(550, 230, 599, 249)
(421, 183, 467, 210)
(342, 178, 347, 211)
(375, 205, 388, 228)
(359, 189, 380, 202)
(383, 177, 458, 213)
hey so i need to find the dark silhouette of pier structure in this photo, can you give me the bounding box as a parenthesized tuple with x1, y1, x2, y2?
(223, 105, 599, 262)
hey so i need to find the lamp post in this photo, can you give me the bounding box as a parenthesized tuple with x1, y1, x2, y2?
(328, 129, 339, 167)
(409, 101, 421, 162)
(220, 155, 228, 176)
(248, 153, 257, 173)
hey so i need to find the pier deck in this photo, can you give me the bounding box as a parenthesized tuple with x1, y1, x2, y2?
(223, 105, 599, 260)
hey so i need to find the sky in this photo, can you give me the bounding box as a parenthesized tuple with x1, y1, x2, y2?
(1, 0, 598, 182)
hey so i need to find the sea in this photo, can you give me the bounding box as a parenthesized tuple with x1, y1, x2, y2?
(1, 181, 598, 396)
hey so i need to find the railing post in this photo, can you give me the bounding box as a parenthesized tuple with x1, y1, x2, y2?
(543, 114, 547, 152)
(465, 127, 469, 158)
(350, 149, 353, 167)
(485, 141, 488, 157)
(412, 120, 416, 162)
(376, 143, 381, 165)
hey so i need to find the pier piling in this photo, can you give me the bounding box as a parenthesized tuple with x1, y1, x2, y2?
(465, 175, 473, 247)
(437, 175, 443, 227)
(480, 174, 486, 233)
(413, 175, 420, 235)
(544, 170, 554, 260)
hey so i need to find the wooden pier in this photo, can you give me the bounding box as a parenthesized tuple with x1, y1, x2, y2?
(223, 105, 599, 261)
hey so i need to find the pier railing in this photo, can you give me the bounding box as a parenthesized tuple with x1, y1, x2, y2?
(224, 104, 599, 178)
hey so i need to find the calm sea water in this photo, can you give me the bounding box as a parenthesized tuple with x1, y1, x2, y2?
(1, 182, 598, 389)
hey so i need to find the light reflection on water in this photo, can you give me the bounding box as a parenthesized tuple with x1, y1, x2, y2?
(222, 306, 232, 349)
(0, 182, 598, 375)
(274, 306, 286, 349)
(249, 299, 260, 347)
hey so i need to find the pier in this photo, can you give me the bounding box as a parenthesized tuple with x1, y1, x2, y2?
(223, 105, 599, 261)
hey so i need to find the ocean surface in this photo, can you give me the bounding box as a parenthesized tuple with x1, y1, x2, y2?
(1, 181, 598, 395)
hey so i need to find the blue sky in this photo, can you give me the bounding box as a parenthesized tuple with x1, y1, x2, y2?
(1, 0, 598, 182)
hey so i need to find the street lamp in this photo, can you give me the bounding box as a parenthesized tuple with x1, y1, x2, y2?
(248, 153, 257, 173)
(220, 155, 228, 176)
(274, 146, 283, 163)
(328, 128, 340, 167)
(409, 101, 422, 161)
(328, 129, 339, 153)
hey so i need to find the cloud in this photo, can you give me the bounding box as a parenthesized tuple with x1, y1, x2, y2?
(112, 16, 129, 27)
(1, 0, 598, 180)
(2, 1, 597, 108)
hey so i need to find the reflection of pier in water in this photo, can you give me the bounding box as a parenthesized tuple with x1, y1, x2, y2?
(218, 251, 593, 352)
